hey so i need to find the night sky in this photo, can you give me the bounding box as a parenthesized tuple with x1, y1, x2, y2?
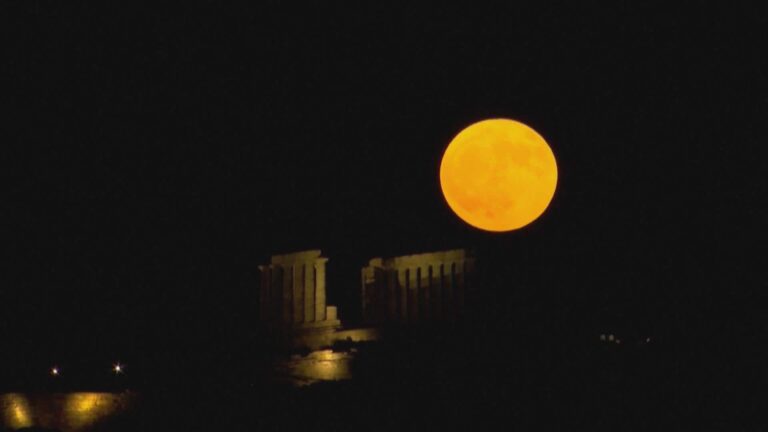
(4, 4, 765, 368)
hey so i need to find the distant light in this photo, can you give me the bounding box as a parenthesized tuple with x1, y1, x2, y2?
(113, 363, 123, 374)
(615, 339, 621, 344)
(646, 337, 651, 343)
(599, 334, 606, 341)
(51, 366, 59, 376)
(608, 334, 615, 342)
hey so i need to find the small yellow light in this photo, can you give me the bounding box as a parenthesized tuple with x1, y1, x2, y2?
(113, 363, 123, 374)
(51, 366, 60, 376)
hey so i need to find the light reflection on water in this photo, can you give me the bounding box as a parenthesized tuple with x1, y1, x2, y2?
(2, 350, 357, 428)
(274, 349, 354, 386)
(0, 394, 32, 429)
(1, 392, 135, 431)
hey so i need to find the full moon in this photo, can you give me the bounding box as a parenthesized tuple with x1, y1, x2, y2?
(440, 118, 558, 232)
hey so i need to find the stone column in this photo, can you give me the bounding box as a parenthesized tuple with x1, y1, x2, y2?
(387, 269, 398, 322)
(375, 268, 386, 323)
(293, 264, 304, 324)
(360, 270, 367, 323)
(305, 262, 315, 323)
(432, 264, 442, 321)
(409, 267, 418, 322)
(269, 266, 282, 325)
(282, 265, 293, 325)
(455, 260, 465, 319)
(257, 265, 267, 322)
(416, 266, 430, 322)
(444, 263, 454, 322)
(398, 268, 408, 323)
(421, 265, 435, 321)
(314, 258, 328, 321)
(465, 258, 475, 312)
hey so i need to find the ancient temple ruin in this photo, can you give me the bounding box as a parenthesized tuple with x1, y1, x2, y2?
(361, 249, 475, 325)
(258, 250, 340, 331)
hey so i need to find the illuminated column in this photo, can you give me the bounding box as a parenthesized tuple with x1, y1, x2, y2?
(269, 265, 282, 325)
(387, 269, 398, 322)
(314, 258, 328, 321)
(293, 264, 304, 324)
(282, 265, 293, 325)
(422, 265, 435, 320)
(258, 265, 269, 322)
(444, 263, 454, 322)
(372, 268, 386, 323)
(432, 264, 442, 321)
(439, 263, 446, 322)
(418, 266, 432, 321)
(305, 262, 315, 323)
(360, 270, 367, 322)
(398, 268, 408, 323)
(455, 260, 465, 318)
(409, 267, 418, 322)
(358, 249, 474, 326)
(465, 258, 473, 314)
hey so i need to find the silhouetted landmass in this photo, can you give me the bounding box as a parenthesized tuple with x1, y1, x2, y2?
(2, 254, 760, 430)
(2, 321, 758, 430)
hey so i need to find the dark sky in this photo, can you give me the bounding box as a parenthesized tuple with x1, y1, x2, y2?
(3, 3, 766, 363)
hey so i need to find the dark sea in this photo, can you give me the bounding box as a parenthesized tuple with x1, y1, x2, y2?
(1, 333, 758, 431)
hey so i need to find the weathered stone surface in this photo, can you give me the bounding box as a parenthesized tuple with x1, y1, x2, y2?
(361, 249, 475, 326)
(258, 250, 340, 331)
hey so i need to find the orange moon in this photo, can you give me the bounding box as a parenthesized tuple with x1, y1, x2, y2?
(439, 118, 558, 232)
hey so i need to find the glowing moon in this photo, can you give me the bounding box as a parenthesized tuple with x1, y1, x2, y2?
(440, 118, 558, 232)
